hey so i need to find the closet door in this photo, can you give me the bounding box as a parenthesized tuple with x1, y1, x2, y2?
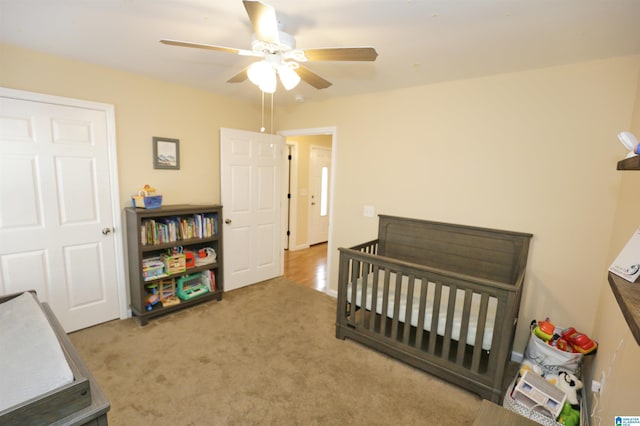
(0, 90, 123, 331)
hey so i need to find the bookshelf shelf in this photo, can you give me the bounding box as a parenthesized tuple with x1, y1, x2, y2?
(616, 155, 640, 170)
(125, 204, 223, 325)
(608, 272, 640, 345)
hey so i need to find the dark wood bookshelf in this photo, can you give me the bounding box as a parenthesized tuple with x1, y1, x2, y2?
(608, 272, 640, 345)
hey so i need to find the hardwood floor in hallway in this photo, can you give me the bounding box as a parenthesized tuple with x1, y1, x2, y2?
(284, 243, 328, 292)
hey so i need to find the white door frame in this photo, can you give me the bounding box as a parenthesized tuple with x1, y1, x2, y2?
(0, 87, 128, 320)
(278, 127, 336, 295)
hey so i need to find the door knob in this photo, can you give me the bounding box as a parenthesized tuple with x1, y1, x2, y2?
(102, 227, 113, 235)
(225, 219, 232, 224)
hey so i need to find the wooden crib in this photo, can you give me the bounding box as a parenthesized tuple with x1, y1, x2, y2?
(336, 215, 533, 403)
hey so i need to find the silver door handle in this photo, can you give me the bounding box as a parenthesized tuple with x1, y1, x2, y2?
(102, 227, 113, 235)
(225, 219, 232, 224)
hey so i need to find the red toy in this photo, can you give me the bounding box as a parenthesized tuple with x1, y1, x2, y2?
(562, 327, 597, 354)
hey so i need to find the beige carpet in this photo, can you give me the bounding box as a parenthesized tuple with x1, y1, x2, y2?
(69, 277, 482, 425)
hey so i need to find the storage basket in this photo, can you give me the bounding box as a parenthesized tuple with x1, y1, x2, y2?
(525, 329, 583, 376)
(161, 253, 186, 275)
(132, 195, 162, 209)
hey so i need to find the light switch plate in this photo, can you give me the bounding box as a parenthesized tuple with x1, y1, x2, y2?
(363, 205, 375, 218)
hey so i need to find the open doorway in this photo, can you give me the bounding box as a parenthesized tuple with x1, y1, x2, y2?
(279, 127, 336, 294)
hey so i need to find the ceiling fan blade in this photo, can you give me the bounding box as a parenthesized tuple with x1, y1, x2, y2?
(227, 67, 248, 83)
(160, 39, 256, 56)
(302, 47, 378, 62)
(243, 0, 280, 44)
(296, 65, 332, 90)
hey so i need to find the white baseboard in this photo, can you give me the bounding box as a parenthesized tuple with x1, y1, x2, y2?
(511, 350, 524, 363)
(288, 244, 310, 251)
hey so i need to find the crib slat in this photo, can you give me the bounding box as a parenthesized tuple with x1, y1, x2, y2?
(442, 284, 458, 360)
(471, 293, 490, 372)
(415, 279, 428, 349)
(368, 265, 380, 331)
(456, 288, 474, 365)
(348, 259, 360, 327)
(390, 272, 403, 340)
(358, 260, 371, 327)
(428, 282, 442, 354)
(380, 269, 391, 336)
(402, 275, 416, 344)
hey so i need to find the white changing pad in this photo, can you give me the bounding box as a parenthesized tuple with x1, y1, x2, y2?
(0, 292, 74, 412)
(347, 273, 497, 350)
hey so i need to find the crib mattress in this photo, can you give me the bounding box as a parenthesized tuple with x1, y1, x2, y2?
(0, 292, 74, 412)
(347, 273, 497, 350)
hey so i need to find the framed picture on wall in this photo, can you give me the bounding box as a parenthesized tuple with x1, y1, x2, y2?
(153, 137, 180, 170)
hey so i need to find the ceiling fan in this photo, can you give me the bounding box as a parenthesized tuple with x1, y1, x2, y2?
(160, 0, 378, 93)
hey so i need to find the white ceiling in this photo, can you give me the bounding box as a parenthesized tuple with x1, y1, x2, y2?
(1, 0, 639, 106)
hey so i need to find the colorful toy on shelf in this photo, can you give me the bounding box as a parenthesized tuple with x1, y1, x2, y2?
(562, 327, 598, 354)
(533, 319, 556, 341)
(132, 184, 163, 209)
(145, 283, 161, 311)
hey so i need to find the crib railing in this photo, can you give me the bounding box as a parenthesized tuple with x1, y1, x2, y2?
(336, 243, 522, 402)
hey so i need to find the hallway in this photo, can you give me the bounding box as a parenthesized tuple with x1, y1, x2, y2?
(283, 243, 327, 292)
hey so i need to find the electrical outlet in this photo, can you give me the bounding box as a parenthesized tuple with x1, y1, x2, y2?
(592, 380, 602, 393)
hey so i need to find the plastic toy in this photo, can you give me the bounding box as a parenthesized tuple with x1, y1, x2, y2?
(618, 131, 640, 158)
(557, 402, 580, 426)
(534, 319, 555, 341)
(561, 327, 597, 354)
(547, 335, 575, 353)
(145, 283, 161, 311)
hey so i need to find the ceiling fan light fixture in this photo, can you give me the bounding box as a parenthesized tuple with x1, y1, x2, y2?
(278, 63, 301, 90)
(247, 60, 271, 85)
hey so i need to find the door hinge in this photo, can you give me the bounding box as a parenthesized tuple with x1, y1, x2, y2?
(286, 230, 290, 236)
(288, 154, 292, 160)
(287, 193, 291, 199)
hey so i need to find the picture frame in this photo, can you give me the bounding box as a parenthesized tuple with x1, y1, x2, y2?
(153, 137, 180, 170)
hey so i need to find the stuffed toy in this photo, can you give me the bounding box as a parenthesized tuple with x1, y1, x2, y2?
(547, 371, 583, 406)
(517, 359, 542, 383)
(557, 402, 580, 426)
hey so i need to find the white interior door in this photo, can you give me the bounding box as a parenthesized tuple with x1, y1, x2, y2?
(308, 146, 331, 245)
(0, 89, 123, 332)
(220, 128, 283, 292)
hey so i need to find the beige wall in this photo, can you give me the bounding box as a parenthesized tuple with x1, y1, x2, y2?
(0, 43, 260, 208)
(588, 67, 640, 420)
(285, 134, 332, 247)
(2, 41, 638, 420)
(278, 56, 640, 420)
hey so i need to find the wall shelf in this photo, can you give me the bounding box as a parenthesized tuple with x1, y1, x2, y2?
(616, 156, 640, 170)
(608, 272, 640, 345)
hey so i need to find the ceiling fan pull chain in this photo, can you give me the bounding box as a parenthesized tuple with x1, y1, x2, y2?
(260, 90, 266, 133)
(270, 91, 274, 135)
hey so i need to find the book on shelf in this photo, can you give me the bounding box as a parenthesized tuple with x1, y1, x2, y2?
(140, 212, 218, 246)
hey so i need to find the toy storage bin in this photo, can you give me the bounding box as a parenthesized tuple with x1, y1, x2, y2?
(132, 195, 163, 209)
(161, 253, 186, 275)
